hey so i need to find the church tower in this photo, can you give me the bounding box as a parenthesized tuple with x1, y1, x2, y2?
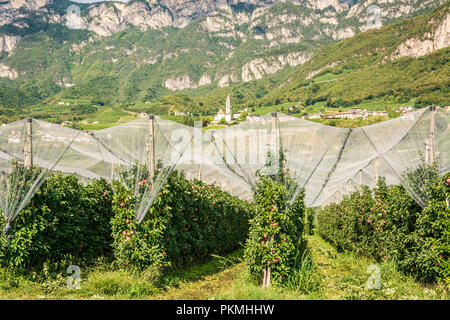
(225, 95, 232, 122)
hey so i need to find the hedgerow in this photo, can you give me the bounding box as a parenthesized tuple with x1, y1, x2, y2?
(244, 151, 306, 287)
(111, 169, 254, 271)
(0, 173, 114, 272)
(317, 174, 449, 283)
(0, 165, 253, 276)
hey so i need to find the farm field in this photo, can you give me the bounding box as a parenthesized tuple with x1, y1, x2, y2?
(79, 107, 138, 130)
(0, 2, 448, 306)
(0, 235, 446, 300)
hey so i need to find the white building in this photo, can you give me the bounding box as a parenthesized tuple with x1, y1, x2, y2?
(214, 109, 226, 122)
(225, 95, 232, 123)
(367, 110, 388, 117)
(213, 95, 233, 123)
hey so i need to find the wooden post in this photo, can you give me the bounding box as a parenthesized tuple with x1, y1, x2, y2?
(223, 136, 227, 163)
(262, 269, 267, 288)
(271, 112, 279, 177)
(111, 163, 114, 182)
(245, 135, 249, 164)
(25, 118, 33, 210)
(148, 115, 155, 186)
(266, 267, 272, 288)
(271, 112, 278, 131)
(374, 157, 379, 182)
(359, 170, 362, 186)
(271, 112, 279, 151)
(233, 136, 237, 165)
(25, 118, 33, 168)
(428, 106, 436, 163)
(197, 163, 201, 180)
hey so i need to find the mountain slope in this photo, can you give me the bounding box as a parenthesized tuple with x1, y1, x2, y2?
(253, 1, 450, 110)
(0, 0, 445, 120)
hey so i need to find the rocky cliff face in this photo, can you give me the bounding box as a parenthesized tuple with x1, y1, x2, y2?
(0, 0, 52, 26)
(0, 0, 447, 95)
(77, 0, 345, 35)
(1, 0, 443, 37)
(0, 34, 21, 52)
(0, 63, 18, 79)
(387, 11, 450, 60)
(241, 52, 312, 82)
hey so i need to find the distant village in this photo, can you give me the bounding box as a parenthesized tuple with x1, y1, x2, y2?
(297, 106, 415, 120)
(206, 97, 428, 125)
(204, 98, 422, 126)
(57, 94, 448, 128)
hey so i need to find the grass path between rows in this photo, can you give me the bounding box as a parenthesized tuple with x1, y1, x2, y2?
(0, 235, 448, 300)
(151, 235, 448, 300)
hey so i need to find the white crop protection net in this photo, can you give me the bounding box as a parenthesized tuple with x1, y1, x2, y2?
(0, 119, 79, 233)
(92, 116, 193, 223)
(0, 106, 448, 229)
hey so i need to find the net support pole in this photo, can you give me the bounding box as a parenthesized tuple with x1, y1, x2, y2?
(427, 106, 436, 164)
(233, 136, 238, 164)
(245, 135, 249, 163)
(222, 136, 227, 163)
(148, 115, 155, 186)
(25, 118, 33, 210)
(271, 112, 280, 178)
(374, 157, 379, 182)
(25, 118, 33, 168)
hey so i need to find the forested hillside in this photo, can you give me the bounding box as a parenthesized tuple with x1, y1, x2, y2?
(0, 0, 447, 124)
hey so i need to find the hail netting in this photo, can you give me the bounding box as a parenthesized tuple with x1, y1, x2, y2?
(362, 107, 449, 207)
(168, 120, 252, 200)
(0, 119, 79, 232)
(308, 107, 448, 208)
(0, 106, 448, 227)
(92, 116, 193, 223)
(277, 116, 349, 207)
(209, 113, 333, 206)
(209, 114, 273, 197)
(53, 129, 109, 181)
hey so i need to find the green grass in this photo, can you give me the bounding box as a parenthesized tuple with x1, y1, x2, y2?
(305, 235, 448, 300)
(85, 107, 138, 124)
(1, 235, 446, 300)
(311, 73, 338, 83)
(302, 100, 412, 114)
(253, 102, 298, 116)
(204, 125, 227, 130)
(78, 123, 117, 131)
(307, 116, 390, 128)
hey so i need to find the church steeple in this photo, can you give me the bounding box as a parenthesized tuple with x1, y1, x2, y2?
(225, 94, 232, 122)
